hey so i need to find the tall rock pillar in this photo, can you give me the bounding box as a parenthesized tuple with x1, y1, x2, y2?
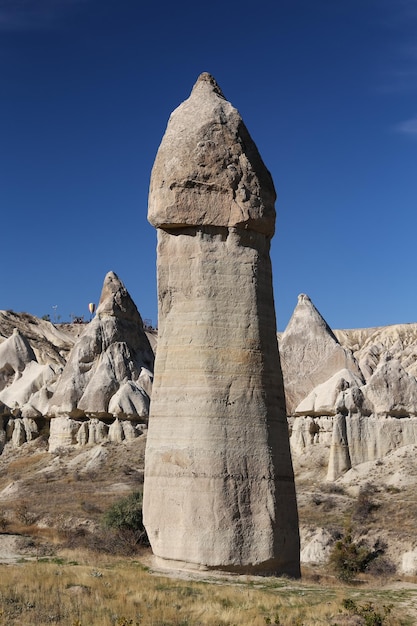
(143, 73, 300, 576)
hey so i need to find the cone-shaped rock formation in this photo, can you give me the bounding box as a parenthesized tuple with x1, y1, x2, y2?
(143, 73, 300, 576)
(49, 271, 154, 419)
(280, 294, 362, 414)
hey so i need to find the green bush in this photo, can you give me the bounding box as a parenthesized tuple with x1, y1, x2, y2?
(329, 531, 375, 582)
(102, 491, 148, 548)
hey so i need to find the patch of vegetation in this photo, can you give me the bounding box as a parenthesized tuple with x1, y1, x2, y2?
(328, 530, 386, 582)
(352, 483, 380, 523)
(341, 597, 393, 625)
(101, 491, 148, 552)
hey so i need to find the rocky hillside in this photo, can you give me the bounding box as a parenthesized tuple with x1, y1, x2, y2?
(2, 279, 417, 574)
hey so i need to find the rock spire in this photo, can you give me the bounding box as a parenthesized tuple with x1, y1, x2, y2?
(143, 73, 300, 576)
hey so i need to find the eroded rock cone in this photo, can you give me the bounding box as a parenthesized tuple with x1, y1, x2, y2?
(143, 73, 300, 576)
(49, 271, 154, 418)
(280, 294, 362, 414)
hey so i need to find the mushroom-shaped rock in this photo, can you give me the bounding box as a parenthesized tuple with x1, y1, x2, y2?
(144, 73, 299, 576)
(280, 294, 362, 414)
(49, 272, 154, 419)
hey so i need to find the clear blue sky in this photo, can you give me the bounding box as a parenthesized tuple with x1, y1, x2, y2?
(1, 0, 416, 330)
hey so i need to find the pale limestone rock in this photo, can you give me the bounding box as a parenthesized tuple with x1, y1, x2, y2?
(138, 368, 153, 398)
(20, 404, 42, 419)
(335, 322, 417, 381)
(300, 527, 334, 564)
(49, 416, 79, 450)
(11, 419, 26, 447)
(289, 415, 334, 455)
(49, 271, 154, 419)
(108, 380, 149, 418)
(363, 356, 417, 417)
(336, 385, 373, 417)
(0, 329, 36, 392)
(327, 413, 352, 481)
(294, 369, 364, 417)
(326, 414, 417, 480)
(121, 420, 139, 440)
(144, 73, 299, 576)
(108, 418, 124, 443)
(88, 418, 108, 445)
(280, 295, 362, 415)
(401, 550, 417, 575)
(0, 362, 58, 412)
(76, 422, 88, 446)
(148, 72, 276, 236)
(0, 310, 82, 366)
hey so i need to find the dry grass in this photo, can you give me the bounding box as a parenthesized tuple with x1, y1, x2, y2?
(0, 551, 413, 625)
(0, 440, 416, 624)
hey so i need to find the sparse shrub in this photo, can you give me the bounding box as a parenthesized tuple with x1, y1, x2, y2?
(0, 510, 8, 531)
(321, 482, 346, 495)
(103, 491, 144, 533)
(311, 494, 336, 511)
(341, 597, 393, 625)
(15, 501, 37, 526)
(366, 555, 396, 578)
(353, 483, 379, 522)
(102, 491, 148, 551)
(329, 530, 378, 582)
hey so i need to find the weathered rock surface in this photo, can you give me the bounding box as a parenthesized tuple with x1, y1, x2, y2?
(144, 73, 300, 576)
(280, 294, 362, 415)
(147, 72, 276, 236)
(46, 272, 154, 451)
(0, 329, 36, 392)
(49, 271, 154, 420)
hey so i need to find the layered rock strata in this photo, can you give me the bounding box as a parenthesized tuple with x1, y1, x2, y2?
(143, 73, 300, 576)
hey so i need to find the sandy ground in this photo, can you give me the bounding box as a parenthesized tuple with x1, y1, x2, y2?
(0, 534, 28, 563)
